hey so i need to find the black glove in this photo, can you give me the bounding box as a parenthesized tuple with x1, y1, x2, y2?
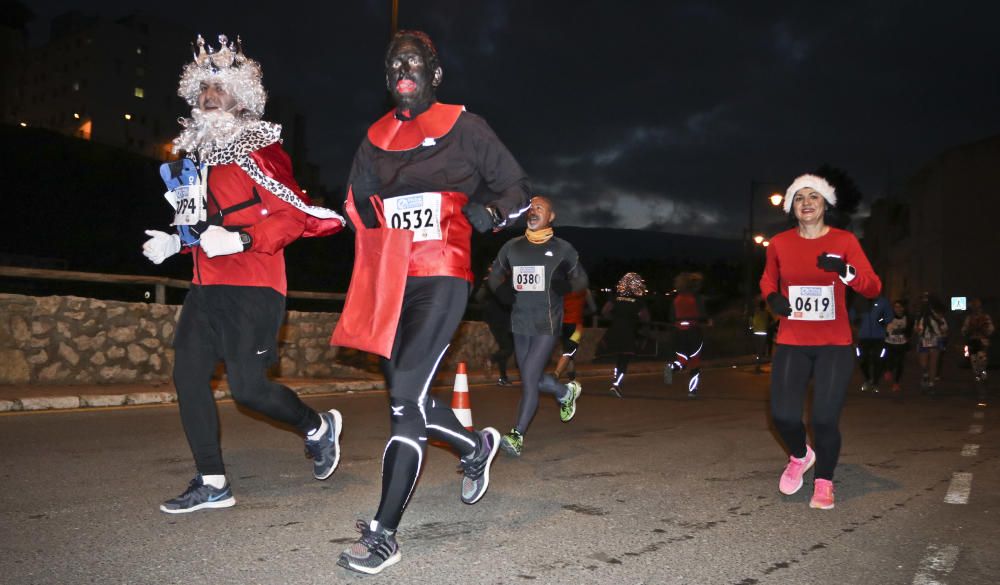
(816, 252, 848, 277)
(494, 281, 515, 305)
(551, 277, 572, 296)
(463, 202, 499, 233)
(767, 292, 792, 317)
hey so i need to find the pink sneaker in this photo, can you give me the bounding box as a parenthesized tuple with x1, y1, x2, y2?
(778, 445, 816, 495)
(809, 478, 835, 509)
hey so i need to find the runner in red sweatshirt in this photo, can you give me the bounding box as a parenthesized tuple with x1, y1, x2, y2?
(760, 173, 881, 510)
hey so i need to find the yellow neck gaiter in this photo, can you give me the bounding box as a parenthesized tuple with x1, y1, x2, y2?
(525, 227, 553, 244)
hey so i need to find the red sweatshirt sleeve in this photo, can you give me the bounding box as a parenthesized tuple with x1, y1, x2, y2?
(760, 242, 780, 299)
(843, 233, 881, 299)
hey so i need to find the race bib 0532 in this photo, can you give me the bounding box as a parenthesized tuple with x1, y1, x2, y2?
(788, 285, 835, 321)
(383, 192, 442, 242)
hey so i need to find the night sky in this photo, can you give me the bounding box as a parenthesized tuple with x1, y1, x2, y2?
(25, 1, 1000, 238)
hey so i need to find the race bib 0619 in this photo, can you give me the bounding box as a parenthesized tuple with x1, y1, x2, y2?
(788, 285, 835, 321)
(383, 192, 442, 242)
(513, 265, 546, 292)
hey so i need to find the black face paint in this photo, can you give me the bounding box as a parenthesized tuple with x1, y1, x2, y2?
(385, 39, 437, 115)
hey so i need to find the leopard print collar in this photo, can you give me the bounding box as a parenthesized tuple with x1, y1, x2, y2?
(196, 121, 282, 165)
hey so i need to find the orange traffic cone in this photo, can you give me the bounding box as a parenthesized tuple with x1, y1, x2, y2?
(451, 362, 474, 431)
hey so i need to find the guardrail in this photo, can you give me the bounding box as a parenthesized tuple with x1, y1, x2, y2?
(0, 266, 345, 304)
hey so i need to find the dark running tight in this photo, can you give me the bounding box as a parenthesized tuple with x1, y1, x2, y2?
(614, 353, 632, 386)
(173, 285, 320, 477)
(885, 343, 907, 383)
(512, 333, 566, 434)
(374, 277, 480, 531)
(769, 344, 854, 480)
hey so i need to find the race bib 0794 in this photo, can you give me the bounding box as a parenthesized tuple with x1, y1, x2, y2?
(513, 265, 546, 292)
(171, 183, 207, 227)
(788, 285, 835, 321)
(383, 192, 442, 242)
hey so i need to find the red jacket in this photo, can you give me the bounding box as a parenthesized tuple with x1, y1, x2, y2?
(760, 227, 881, 346)
(188, 144, 341, 294)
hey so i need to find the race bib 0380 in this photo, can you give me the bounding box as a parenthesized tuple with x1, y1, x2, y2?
(788, 285, 835, 321)
(383, 192, 442, 242)
(513, 265, 546, 292)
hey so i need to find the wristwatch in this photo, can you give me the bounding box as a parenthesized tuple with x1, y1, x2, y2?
(238, 230, 252, 251)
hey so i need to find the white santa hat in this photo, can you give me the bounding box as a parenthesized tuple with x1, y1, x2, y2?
(783, 174, 836, 213)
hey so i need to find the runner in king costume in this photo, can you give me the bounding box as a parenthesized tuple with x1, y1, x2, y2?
(142, 35, 345, 514)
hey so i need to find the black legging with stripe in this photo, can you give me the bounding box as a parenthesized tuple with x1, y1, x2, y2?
(374, 276, 481, 531)
(769, 344, 854, 480)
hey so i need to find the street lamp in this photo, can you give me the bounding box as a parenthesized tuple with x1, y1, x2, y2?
(746, 181, 783, 316)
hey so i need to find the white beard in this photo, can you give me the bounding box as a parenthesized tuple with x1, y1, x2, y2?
(172, 109, 252, 157)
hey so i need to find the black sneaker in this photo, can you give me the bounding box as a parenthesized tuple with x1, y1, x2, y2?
(159, 476, 235, 514)
(459, 427, 501, 504)
(337, 520, 401, 575)
(497, 376, 512, 386)
(305, 409, 343, 480)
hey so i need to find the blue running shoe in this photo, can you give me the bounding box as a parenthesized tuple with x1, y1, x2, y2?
(159, 476, 235, 514)
(305, 409, 343, 480)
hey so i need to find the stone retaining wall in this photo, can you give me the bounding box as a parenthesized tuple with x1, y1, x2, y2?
(0, 293, 607, 385)
(0, 293, 750, 386)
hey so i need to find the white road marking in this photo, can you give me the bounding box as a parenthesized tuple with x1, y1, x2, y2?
(944, 472, 973, 504)
(912, 544, 959, 585)
(968, 424, 983, 434)
(972, 411, 984, 419)
(960, 444, 979, 457)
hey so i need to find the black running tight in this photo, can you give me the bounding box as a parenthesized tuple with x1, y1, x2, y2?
(374, 277, 480, 531)
(769, 344, 854, 480)
(512, 333, 566, 434)
(173, 285, 320, 476)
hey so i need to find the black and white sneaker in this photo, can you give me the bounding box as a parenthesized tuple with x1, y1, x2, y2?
(459, 427, 501, 504)
(337, 520, 401, 575)
(496, 376, 512, 386)
(159, 476, 235, 514)
(305, 409, 343, 480)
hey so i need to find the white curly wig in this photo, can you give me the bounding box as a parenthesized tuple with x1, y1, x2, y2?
(177, 34, 267, 119)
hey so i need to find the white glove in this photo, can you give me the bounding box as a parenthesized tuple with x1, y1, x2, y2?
(199, 225, 244, 258)
(142, 230, 181, 265)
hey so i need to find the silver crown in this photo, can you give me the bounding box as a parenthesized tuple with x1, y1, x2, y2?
(192, 34, 247, 71)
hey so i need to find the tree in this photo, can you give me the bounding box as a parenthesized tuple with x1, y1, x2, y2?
(813, 164, 863, 229)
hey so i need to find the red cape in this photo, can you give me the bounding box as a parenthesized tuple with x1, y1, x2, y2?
(249, 143, 344, 238)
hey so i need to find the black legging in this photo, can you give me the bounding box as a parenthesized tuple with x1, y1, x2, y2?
(375, 277, 481, 531)
(512, 333, 566, 434)
(857, 339, 885, 384)
(173, 285, 320, 476)
(885, 343, 907, 383)
(487, 321, 515, 378)
(769, 344, 854, 480)
(614, 353, 632, 386)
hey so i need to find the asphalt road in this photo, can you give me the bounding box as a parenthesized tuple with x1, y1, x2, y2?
(1, 366, 997, 585)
